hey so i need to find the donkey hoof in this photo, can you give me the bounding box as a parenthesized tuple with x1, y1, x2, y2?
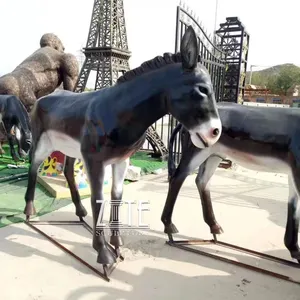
(24, 202, 36, 217)
(97, 247, 117, 265)
(290, 250, 300, 260)
(110, 235, 124, 247)
(76, 205, 87, 218)
(210, 224, 224, 235)
(12, 154, 20, 162)
(164, 223, 179, 234)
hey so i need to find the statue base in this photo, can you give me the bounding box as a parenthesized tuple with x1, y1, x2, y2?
(38, 152, 112, 198)
(37, 173, 112, 199)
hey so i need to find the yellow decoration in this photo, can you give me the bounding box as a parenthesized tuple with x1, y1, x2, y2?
(66, 159, 90, 189)
(40, 156, 59, 177)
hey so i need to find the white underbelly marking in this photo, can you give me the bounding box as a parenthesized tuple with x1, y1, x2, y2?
(215, 143, 291, 174)
(47, 130, 82, 159)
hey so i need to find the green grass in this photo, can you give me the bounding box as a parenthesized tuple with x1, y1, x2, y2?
(0, 145, 70, 228)
(130, 151, 167, 175)
(0, 145, 30, 179)
(0, 178, 72, 228)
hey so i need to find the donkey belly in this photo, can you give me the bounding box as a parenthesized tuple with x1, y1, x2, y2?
(217, 144, 290, 174)
(47, 130, 82, 159)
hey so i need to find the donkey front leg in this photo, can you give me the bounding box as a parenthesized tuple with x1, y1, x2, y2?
(24, 133, 53, 220)
(83, 155, 117, 265)
(109, 158, 130, 251)
(284, 175, 300, 262)
(64, 156, 87, 219)
(161, 148, 210, 235)
(3, 121, 19, 161)
(7, 133, 19, 161)
(195, 155, 224, 235)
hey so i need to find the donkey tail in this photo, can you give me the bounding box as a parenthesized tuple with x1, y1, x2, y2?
(168, 123, 183, 180)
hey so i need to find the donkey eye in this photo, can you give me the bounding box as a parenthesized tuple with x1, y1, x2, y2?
(198, 86, 208, 95)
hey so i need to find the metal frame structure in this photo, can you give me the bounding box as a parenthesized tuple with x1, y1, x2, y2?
(23, 218, 300, 284)
(75, 0, 131, 91)
(215, 17, 250, 103)
(25, 219, 123, 281)
(74, 0, 168, 160)
(166, 235, 300, 285)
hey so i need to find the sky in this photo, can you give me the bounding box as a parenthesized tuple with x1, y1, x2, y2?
(0, 0, 299, 85)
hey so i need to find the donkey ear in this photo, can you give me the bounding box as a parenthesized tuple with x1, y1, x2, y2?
(180, 26, 199, 71)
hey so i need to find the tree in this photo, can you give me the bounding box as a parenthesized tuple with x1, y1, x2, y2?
(249, 72, 268, 87)
(266, 65, 300, 96)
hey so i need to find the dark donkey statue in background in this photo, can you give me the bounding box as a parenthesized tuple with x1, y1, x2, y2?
(163, 101, 300, 263)
(0, 95, 32, 161)
(24, 26, 222, 272)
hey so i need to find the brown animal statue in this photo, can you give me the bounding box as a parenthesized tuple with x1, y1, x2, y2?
(0, 33, 79, 158)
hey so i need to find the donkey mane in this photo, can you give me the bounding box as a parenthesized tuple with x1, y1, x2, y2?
(117, 52, 185, 84)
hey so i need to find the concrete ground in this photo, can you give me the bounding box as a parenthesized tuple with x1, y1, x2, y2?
(1, 167, 300, 300)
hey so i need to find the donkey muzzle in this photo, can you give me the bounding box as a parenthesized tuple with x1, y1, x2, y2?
(189, 117, 222, 149)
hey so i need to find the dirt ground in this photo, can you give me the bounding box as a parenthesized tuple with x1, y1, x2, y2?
(0, 167, 299, 300)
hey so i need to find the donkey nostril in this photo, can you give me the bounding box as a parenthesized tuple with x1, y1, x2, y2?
(212, 128, 219, 137)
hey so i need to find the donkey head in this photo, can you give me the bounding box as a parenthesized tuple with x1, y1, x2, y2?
(0, 95, 32, 160)
(168, 26, 222, 148)
(14, 125, 32, 158)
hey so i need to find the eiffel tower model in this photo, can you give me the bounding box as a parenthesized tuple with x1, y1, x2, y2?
(75, 0, 168, 159)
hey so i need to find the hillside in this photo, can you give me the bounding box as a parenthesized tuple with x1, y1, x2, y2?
(245, 63, 300, 86)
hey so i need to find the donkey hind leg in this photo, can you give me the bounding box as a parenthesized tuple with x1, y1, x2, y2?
(24, 133, 53, 219)
(284, 175, 300, 261)
(84, 157, 116, 265)
(64, 156, 87, 219)
(161, 148, 210, 235)
(195, 155, 224, 235)
(109, 158, 130, 250)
